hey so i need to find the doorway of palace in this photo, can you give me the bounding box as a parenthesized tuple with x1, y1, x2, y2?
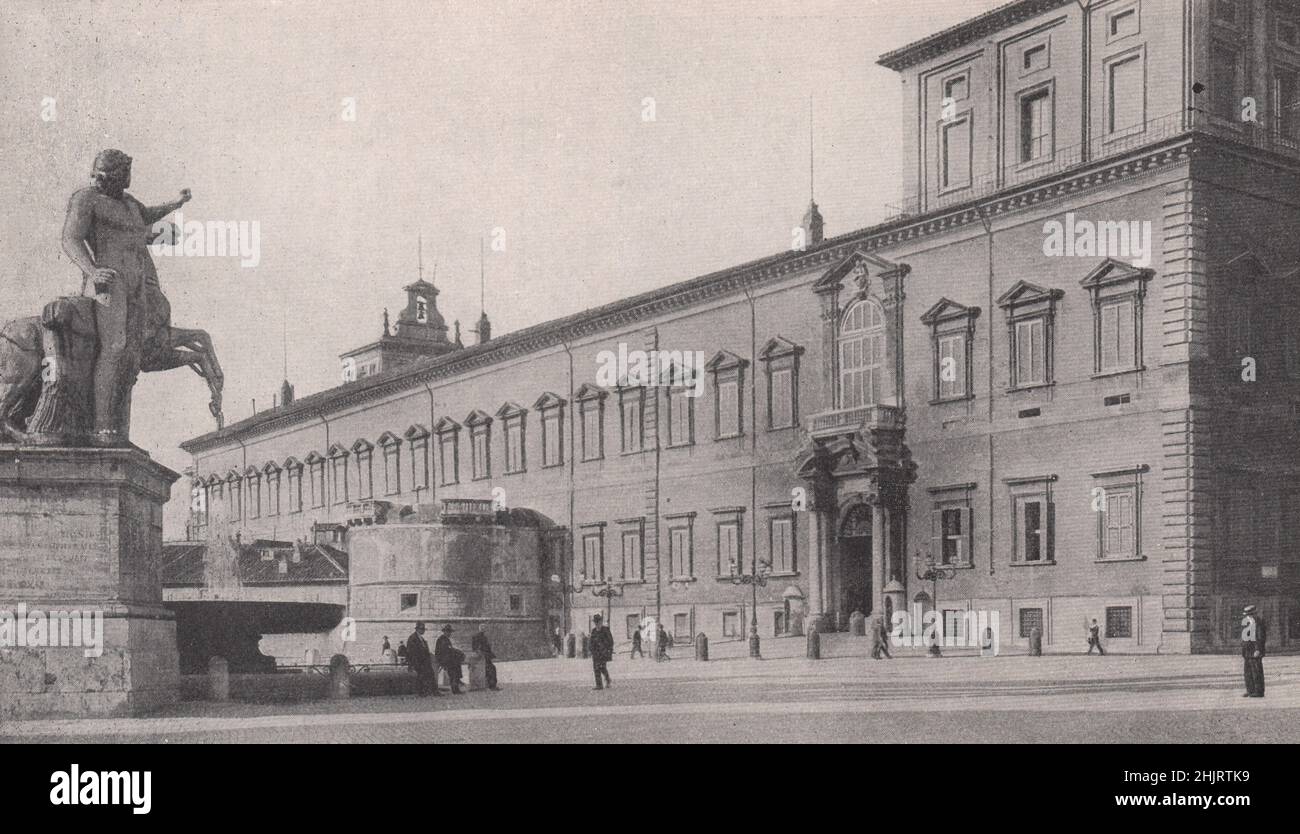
(840, 534, 872, 624)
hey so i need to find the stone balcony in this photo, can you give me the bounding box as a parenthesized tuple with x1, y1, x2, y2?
(806, 404, 905, 439)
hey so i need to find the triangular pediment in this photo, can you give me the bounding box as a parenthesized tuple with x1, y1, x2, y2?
(1079, 258, 1154, 289)
(813, 249, 908, 295)
(705, 349, 748, 372)
(282, 456, 301, 470)
(759, 336, 804, 360)
(262, 460, 282, 475)
(574, 383, 609, 401)
(377, 431, 401, 447)
(495, 401, 527, 419)
(920, 297, 981, 325)
(996, 280, 1063, 309)
(351, 437, 374, 453)
(327, 443, 349, 458)
(304, 451, 325, 465)
(464, 409, 493, 427)
(432, 417, 460, 434)
(533, 391, 566, 410)
(404, 423, 430, 440)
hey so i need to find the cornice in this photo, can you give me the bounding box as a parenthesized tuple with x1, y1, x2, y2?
(876, 0, 1074, 72)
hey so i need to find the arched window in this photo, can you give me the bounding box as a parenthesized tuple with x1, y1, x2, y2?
(838, 299, 885, 408)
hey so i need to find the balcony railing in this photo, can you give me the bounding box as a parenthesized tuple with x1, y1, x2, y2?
(886, 108, 1300, 219)
(807, 404, 904, 437)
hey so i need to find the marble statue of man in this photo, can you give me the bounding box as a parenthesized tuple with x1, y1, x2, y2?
(60, 149, 191, 446)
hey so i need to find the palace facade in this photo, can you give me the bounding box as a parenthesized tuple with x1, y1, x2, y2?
(181, 0, 1300, 654)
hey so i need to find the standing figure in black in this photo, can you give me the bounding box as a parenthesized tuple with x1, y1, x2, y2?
(1086, 619, 1105, 655)
(435, 624, 465, 694)
(630, 625, 644, 659)
(1242, 604, 1266, 698)
(590, 613, 614, 690)
(472, 623, 500, 691)
(406, 622, 440, 696)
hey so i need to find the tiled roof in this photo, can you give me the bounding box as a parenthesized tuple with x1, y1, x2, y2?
(160, 540, 348, 587)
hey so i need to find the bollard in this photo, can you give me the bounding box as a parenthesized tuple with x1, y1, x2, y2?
(806, 628, 821, 660)
(579, 632, 590, 659)
(465, 651, 487, 691)
(1029, 626, 1043, 657)
(694, 632, 709, 661)
(207, 656, 230, 702)
(565, 632, 576, 658)
(329, 653, 351, 699)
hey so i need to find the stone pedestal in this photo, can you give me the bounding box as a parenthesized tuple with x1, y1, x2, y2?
(0, 446, 180, 719)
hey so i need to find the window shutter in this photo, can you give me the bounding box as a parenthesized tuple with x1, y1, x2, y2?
(1046, 501, 1056, 560)
(930, 509, 944, 561)
(960, 506, 973, 564)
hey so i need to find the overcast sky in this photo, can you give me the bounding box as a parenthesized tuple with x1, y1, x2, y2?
(0, 0, 1004, 534)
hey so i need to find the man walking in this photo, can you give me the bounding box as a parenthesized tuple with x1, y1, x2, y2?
(435, 624, 465, 694)
(471, 623, 500, 691)
(406, 622, 440, 696)
(1242, 605, 1267, 698)
(656, 622, 671, 661)
(870, 613, 893, 659)
(630, 625, 644, 659)
(1086, 619, 1105, 655)
(590, 613, 614, 690)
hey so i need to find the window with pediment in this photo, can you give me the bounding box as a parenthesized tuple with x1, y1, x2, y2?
(1080, 259, 1152, 376)
(997, 281, 1063, 390)
(921, 299, 980, 402)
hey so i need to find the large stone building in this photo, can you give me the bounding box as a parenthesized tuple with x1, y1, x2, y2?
(180, 0, 1300, 655)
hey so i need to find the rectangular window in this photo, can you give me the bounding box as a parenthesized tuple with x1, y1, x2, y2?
(722, 611, 740, 638)
(288, 468, 302, 513)
(937, 332, 966, 399)
(1102, 486, 1137, 558)
(1211, 42, 1240, 120)
(944, 74, 969, 102)
(310, 462, 326, 508)
(331, 458, 348, 504)
(669, 525, 692, 579)
(410, 438, 428, 492)
(400, 593, 418, 612)
(1108, 54, 1143, 134)
(1022, 43, 1047, 73)
(1109, 7, 1138, 40)
(1019, 88, 1051, 162)
(582, 532, 604, 582)
(383, 446, 401, 495)
(505, 419, 525, 473)
(356, 451, 373, 500)
(673, 613, 691, 641)
(581, 402, 603, 461)
(717, 521, 740, 576)
(438, 434, 458, 485)
(1276, 67, 1300, 142)
(770, 516, 796, 573)
(1105, 606, 1133, 639)
(621, 528, 643, 581)
(542, 409, 563, 466)
(248, 477, 261, 519)
(472, 427, 490, 480)
(1014, 494, 1053, 563)
(1013, 318, 1047, 386)
(668, 388, 693, 446)
(620, 390, 643, 453)
(1018, 608, 1043, 638)
(941, 508, 967, 565)
(717, 378, 740, 438)
(769, 367, 794, 429)
(268, 473, 281, 516)
(1099, 298, 1136, 372)
(509, 594, 523, 613)
(941, 117, 972, 190)
(626, 614, 640, 640)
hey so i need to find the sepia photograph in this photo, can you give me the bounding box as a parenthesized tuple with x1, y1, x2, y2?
(0, 0, 1295, 809)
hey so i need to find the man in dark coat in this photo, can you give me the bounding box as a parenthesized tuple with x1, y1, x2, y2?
(406, 622, 440, 696)
(1086, 619, 1105, 654)
(471, 623, 500, 691)
(590, 613, 614, 689)
(630, 625, 643, 659)
(1242, 604, 1267, 698)
(435, 624, 465, 694)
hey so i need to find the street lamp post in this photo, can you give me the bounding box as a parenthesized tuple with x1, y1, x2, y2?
(728, 557, 771, 658)
(914, 551, 956, 657)
(553, 571, 624, 623)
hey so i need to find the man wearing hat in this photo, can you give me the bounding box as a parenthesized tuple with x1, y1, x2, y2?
(434, 624, 465, 694)
(1241, 605, 1267, 698)
(589, 613, 614, 690)
(406, 621, 440, 696)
